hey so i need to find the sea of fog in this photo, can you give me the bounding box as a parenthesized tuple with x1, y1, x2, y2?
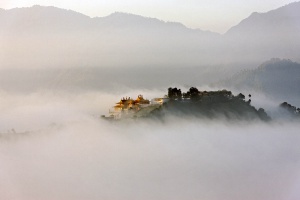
(1, 89, 300, 200)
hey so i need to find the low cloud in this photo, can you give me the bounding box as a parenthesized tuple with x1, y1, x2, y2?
(0, 90, 300, 200)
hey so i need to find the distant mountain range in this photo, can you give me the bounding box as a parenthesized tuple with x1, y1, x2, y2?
(1, 2, 300, 69)
(223, 2, 300, 64)
(226, 2, 300, 36)
(216, 58, 300, 105)
(1, 3, 300, 106)
(0, 5, 219, 69)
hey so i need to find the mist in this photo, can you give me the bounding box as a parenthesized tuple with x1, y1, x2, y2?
(1, 2, 300, 200)
(1, 89, 300, 200)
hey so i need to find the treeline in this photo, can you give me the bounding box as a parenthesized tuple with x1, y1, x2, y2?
(160, 87, 270, 121)
(280, 102, 300, 118)
(168, 87, 249, 101)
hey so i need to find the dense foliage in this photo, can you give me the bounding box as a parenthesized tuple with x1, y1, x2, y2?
(151, 87, 270, 121)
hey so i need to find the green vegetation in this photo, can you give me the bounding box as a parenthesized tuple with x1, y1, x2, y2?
(151, 87, 271, 121)
(280, 102, 300, 119)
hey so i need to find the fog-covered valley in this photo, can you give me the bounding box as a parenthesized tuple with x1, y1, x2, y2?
(1, 2, 300, 200)
(1, 88, 300, 200)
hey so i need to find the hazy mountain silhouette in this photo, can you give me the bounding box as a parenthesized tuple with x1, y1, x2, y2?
(1, 3, 300, 95)
(1, 3, 300, 70)
(217, 58, 300, 105)
(223, 2, 300, 63)
(0, 5, 220, 69)
(0, 5, 218, 35)
(0, 5, 90, 33)
(226, 2, 300, 36)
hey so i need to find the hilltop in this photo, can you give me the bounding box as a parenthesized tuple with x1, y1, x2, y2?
(104, 87, 271, 122)
(152, 87, 270, 121)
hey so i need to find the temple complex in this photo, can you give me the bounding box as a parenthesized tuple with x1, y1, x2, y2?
(105, 95, 166, 120)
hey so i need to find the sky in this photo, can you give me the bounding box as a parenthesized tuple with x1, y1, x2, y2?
(0, 0, 298, 33)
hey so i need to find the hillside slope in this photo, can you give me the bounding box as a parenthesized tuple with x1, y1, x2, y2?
(217, 58, 300, 105)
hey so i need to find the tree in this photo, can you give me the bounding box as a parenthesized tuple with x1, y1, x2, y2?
(168, 87, 174, 99)
(237, 93, 245, 100)
(168, 87, 182, 100)
(188, 87, 200, 100)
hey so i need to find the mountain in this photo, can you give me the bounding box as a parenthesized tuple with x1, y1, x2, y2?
(0, 5, 91, 33)
(226, 2, 300, 36)
(0, 5, 218, 35)
(1, 4, 300, 93)
(217, 58, 300, 105)
(0, 5, 220, 69)
(1, 3, 300, 70)
(223, 2, 300, 63)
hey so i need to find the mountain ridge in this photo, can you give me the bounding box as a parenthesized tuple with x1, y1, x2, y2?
(0, 3, 300, 69)
(216, 58, 300, 105)
(226, 1, 300, 35)
(2, 2, 300, 34)
(0, 5, 218, 35)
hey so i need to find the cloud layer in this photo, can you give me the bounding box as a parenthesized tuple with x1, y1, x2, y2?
(1, 90, 299, 200)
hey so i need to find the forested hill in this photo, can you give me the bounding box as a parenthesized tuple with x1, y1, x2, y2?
(216, 59, 300, 105)
(148, 87, 270, 121)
